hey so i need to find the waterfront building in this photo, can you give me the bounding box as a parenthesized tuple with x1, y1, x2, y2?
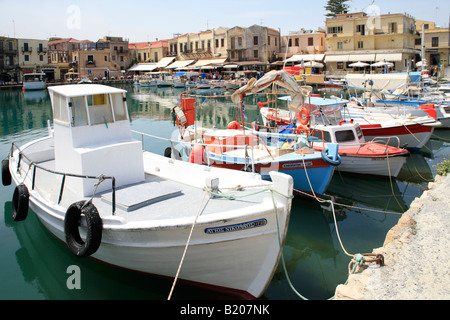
(47, 38, 85, 81)
(415, 20, 450, 76)
(72, 36, 131, 79)
(324, 12, 420, 74)
(0, 37, 19, 83)
(227, 25, 280, 64)
(281, 29, 326, 58)
(17, 38, 50, 80)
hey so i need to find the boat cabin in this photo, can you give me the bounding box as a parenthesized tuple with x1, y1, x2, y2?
(48, 84, 144, 197)
(310, 121, 365, 149)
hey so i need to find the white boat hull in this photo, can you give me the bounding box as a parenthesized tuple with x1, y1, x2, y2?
(23, 81, 46, 90)
(337, 154, 407, 178)
(8, 138, 293, 299)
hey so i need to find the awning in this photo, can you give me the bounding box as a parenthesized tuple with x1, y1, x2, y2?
(191, 58, 227, 68)
(165, 59, 195, 69)
(155, 57, 176, 68)
(375, 53, 402, 61)
(285, 54, 325, 63)
(324, 55, 350, 62)
(348, 54, 376, 62)
(127, 63, 158, 72)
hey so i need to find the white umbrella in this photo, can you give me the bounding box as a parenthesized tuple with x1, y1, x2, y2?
(349, 61, 370, 67)
(371, 61, 394, 68)
(297, 61, 324, 68)
(416, 60, 427, 67)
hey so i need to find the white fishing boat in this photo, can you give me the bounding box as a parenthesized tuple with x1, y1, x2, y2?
(156, 72, 173, 87)
(23, 73, 46, 90)
(2, 84, 294, 299)
(308, 120, 409, 178)
(260, 95, 439, 151)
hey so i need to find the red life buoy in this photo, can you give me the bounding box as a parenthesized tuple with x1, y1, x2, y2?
(299, 107, 310, 125)
(227, 121, 241, 130)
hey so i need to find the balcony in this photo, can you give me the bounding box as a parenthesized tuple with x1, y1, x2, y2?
(86, 60, 96, 67)
(21, 47, 32, 53)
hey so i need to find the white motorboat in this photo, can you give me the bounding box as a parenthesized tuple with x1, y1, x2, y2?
(2, 84, 294, 299)
(23, 73, 46, 90)
(259, 98, 409, 178)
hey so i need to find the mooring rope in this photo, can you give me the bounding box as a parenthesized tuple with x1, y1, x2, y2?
(299, 155, 384, 277)
(168, 190, 209, 300)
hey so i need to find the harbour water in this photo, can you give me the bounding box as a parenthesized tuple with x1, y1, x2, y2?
(0, 84, 449, 300)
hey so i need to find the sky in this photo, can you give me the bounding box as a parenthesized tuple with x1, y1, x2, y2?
(1, 0, 449, 43)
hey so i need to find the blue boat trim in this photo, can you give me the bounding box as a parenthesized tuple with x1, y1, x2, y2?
(205, 218, 268, 234)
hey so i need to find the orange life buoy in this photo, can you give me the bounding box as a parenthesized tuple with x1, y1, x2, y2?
(227, 121, 241, 130)
(299, 107, 310, 125)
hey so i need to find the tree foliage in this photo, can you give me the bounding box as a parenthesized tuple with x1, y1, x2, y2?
(325, 0, 350, 17)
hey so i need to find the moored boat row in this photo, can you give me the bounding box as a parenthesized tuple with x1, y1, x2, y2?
(2, 68, 444, 299)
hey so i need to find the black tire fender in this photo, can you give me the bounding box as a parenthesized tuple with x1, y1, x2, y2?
(2, 159, 11, 186)
(12, 184, 29, 221)
(64, 201, 103, 258)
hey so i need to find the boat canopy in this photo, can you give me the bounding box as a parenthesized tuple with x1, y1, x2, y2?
(345, 73, 410, 91)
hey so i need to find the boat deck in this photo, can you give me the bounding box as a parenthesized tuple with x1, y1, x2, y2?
(28, 152, 272, 224)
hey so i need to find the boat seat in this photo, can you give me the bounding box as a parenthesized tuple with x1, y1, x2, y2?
(101, 180, 183, 212)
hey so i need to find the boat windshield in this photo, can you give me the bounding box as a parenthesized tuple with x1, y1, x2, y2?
(335, 130, 356, 142)
(53, 92, 128, 126)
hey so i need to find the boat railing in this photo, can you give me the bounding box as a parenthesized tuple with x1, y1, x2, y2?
(132, 129, 262, 172)
(367, 136, 402, 151)
(9, 141, 117, 215)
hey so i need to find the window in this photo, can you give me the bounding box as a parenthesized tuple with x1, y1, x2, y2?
(356, 24, 365, 35)
(308, 37, 313, 46)
(288, 38, 292, 47)
(295, 38, 299, 46)
(24, 55, 30, 62)
(432, 37, 439, 47)
(238, 37, 242, 46)
(337, 42, 343, 50)
(39, 55, 44, 62)
(87, 94, 113, 125)
(389, 23, 397, 33)
(337, 62, 344, 69)
(327, 26, 343, 34)
(70, 96, 88, 127)
(268, 36, 270, 45)
(358, 41, 364, 49)
(104, 55, 108, 61)
(312, 130, 331, 142)
(221, 38, 224, 47)
(253, 36, 258, 45)
(253, 50, 259, 58)
(335, 130, 355, 142)
(53, 93, 70, 124)
(110, 93, 127, 121)
(216, 39, 219, 48)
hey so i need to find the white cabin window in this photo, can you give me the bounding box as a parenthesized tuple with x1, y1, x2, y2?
(70, 96, 88, 126)
(87, 94, 113, 125)
(53, 93, 70, 124)
(110, 93, 127, 121)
